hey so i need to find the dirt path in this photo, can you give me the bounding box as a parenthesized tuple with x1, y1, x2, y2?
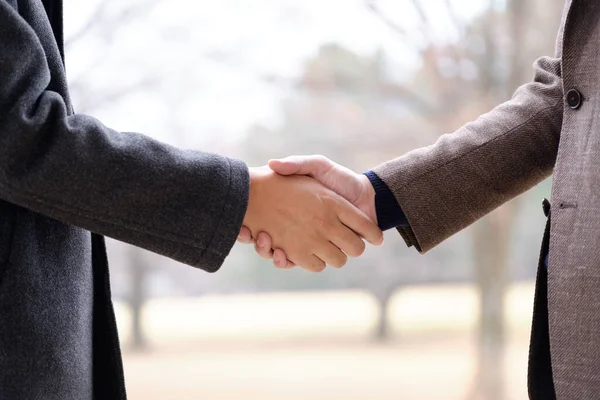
(123, 336, 530, 400)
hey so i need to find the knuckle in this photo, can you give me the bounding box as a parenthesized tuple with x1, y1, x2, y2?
(319, 195, 336, 208)
(326, 201, 342, 216)
(336, 232, 365, 258)
(313, 155, 333, 174)
(313, 154, 328, 164)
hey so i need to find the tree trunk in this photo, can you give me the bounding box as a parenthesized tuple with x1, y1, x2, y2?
(467, 1, 517, 396)
(469, 203, 515, 400)
(374, 288, 394, 341)
(129, 247, 148, 350)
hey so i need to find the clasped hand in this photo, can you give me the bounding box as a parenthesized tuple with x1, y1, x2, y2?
(240, 156, 382, 272)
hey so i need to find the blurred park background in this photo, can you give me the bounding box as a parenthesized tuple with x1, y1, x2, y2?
(63, 0, 564, 399)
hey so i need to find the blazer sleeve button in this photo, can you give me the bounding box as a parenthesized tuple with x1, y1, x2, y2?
(566, 88, 582, 109)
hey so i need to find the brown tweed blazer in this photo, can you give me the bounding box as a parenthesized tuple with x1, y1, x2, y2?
(373, 1, 600, 398)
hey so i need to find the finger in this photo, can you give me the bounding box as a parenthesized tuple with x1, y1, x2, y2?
(294, 254, 326, 273)
(237, 226, 254, 244)
(273, 249, 296, 269)
(254, 242, 273, 259)
(336, 198, 384, 246)
(329, 226, 366, 258)
(273, 249, 287, 268)
(268, 155, 332, 177)
(314, 242, 348, 269)
(254, 232, 274, 259)
(256, 231, 274, 250)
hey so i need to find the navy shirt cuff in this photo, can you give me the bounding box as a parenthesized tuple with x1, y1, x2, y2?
(364, 171, 409, 231)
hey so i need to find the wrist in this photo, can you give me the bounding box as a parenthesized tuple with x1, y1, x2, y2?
(363, 171, 407, 231)
(244, 167, 268, 228)
(358, 173, 377, 223)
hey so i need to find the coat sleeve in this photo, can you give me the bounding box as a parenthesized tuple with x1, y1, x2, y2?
(372, 55, 564, 253)
(0, 2, 249, 272)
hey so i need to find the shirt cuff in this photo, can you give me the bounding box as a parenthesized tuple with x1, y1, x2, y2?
(363, 171, 409, 231)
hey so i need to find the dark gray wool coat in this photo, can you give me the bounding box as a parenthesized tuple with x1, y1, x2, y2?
(0, 0, 250, 398)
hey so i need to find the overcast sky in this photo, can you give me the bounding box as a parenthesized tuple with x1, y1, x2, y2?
(63, 0, 490, 147)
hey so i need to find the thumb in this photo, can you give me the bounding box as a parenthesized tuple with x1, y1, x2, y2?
(271, 156, 363, 206)
(268, 155, 331, 177)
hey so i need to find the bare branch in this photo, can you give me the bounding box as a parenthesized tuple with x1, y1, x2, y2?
(114, 0, 163, 26)
(65, 0, 115, 48)
(72, 77, 160, 113)
(409, 0, 428, 26)
(444, 0, 464, 32)
(365, 0, 432, 54)
(409, 0, 437, 47)
(259, 69, 438, 116)
(65, 0, 163, 49)
(365, 1, 409, 38)
(376, 81, 439, 116)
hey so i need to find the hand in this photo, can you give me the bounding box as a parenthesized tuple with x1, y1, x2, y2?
(270, 155, 377, 222)
(238, 156, 379, 268)
(241, 166, 382, 272)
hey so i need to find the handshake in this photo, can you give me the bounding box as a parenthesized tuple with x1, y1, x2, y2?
(237, 155, 384, 272)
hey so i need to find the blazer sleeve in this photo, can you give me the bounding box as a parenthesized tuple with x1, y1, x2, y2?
(372, 55, 564, 253)
(0, 3, 249, 272)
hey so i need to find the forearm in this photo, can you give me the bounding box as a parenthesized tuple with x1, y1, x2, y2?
(0, 3, 249, 271)
(1, 113, 250, 271)
(373, 56, 563, 252)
